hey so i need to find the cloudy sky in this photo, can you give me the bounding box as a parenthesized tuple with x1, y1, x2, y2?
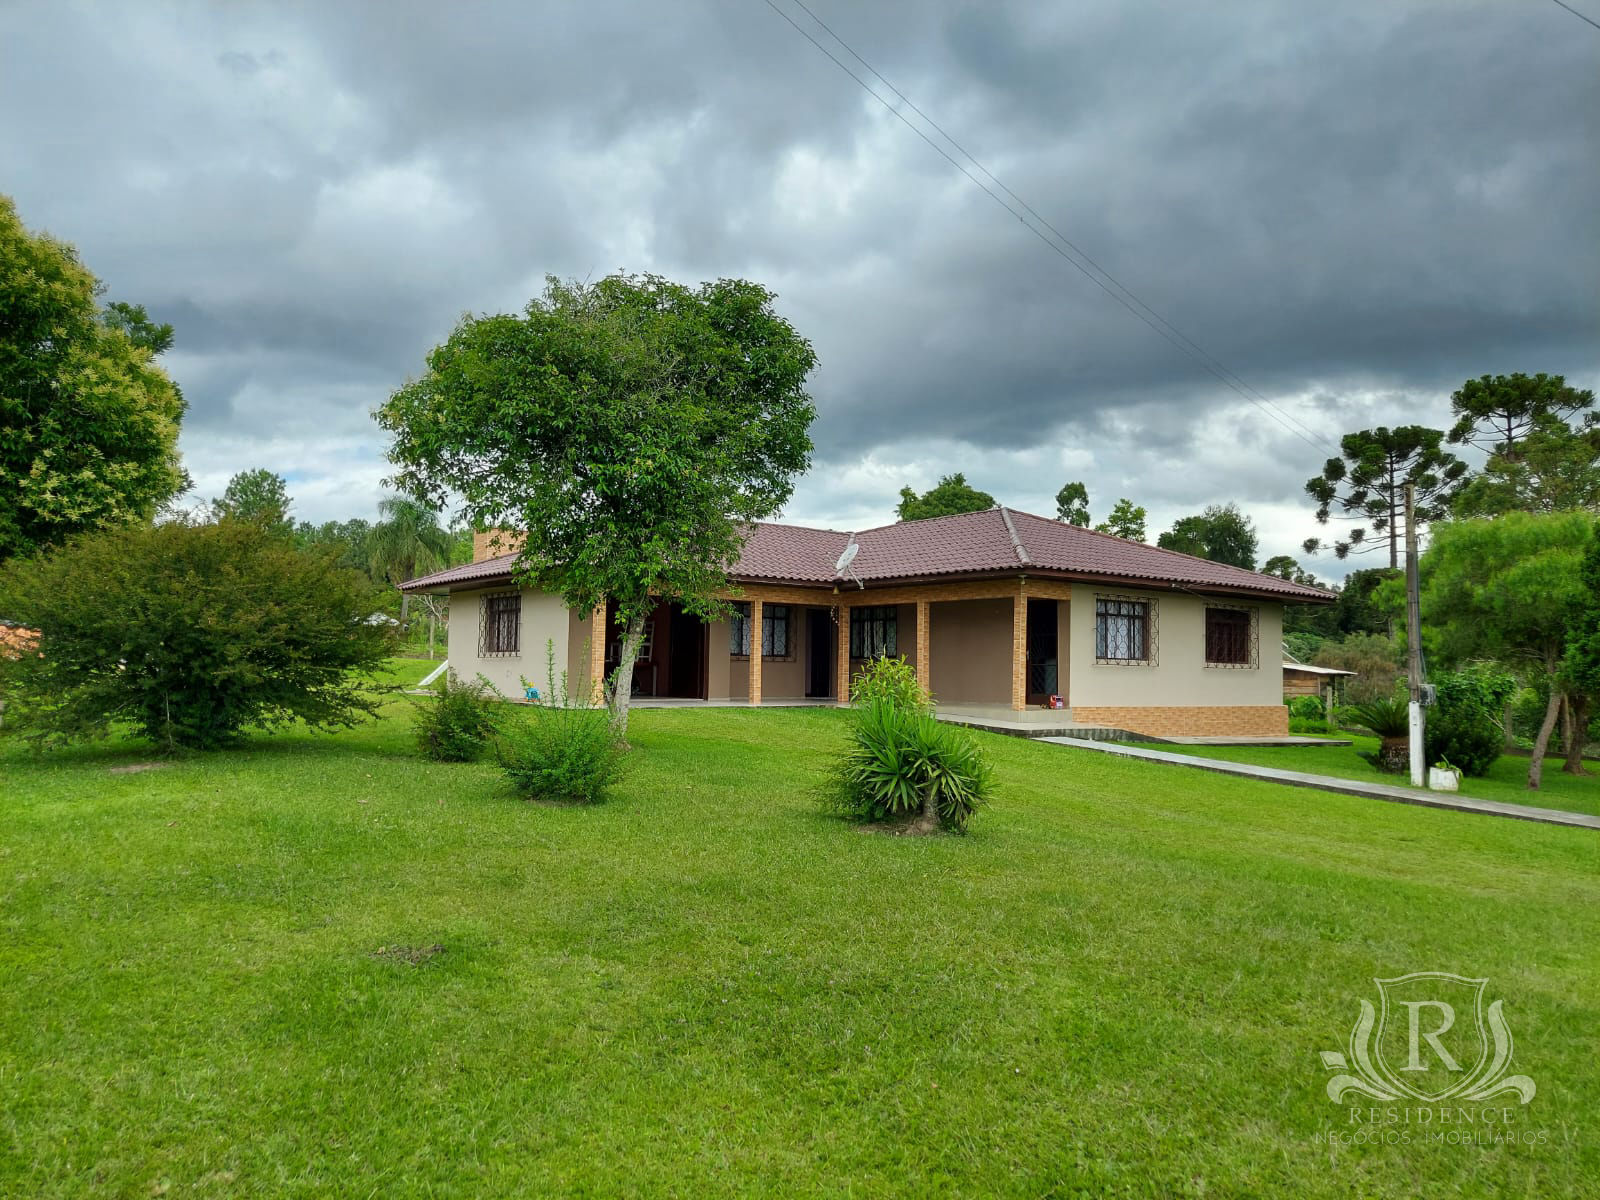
(4, 0, 1596, 578)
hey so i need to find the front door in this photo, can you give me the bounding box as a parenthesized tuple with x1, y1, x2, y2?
(1026, 598, 1059, 706)
(806, 609, 833, 698)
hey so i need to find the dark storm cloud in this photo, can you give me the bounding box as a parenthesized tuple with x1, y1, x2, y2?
(1, 0, 1594, 570)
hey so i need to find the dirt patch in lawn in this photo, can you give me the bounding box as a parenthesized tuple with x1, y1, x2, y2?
(107, 762, 168, 775)
(371, 943, 446, 966)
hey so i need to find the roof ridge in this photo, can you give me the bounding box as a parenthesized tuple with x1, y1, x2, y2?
(853, 505, 1008, 535)
(997, 505, 1031, 565)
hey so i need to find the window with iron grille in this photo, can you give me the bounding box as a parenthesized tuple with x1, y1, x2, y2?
(1095, 597, 1151, 663)
(729, 603, 790, 657)
(849, 605, 898, 658)
(479, 591, 521, 656)
(1204, 605, 1256, 667)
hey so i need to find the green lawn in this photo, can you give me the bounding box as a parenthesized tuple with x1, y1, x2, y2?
(1127, 734, 1600, 819)
(2, 696, 1596, 1197)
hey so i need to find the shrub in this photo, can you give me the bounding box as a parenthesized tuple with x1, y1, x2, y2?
(496, 642, 626, 803)
(1313, 633, 1402, 704)
(0, 518, 393, 751)
(412, 672, 502, 762)
(1425, 667, 1516, 777)
(1287, 695, 1326, 722)
(850, 655, 930, 714)
(824, 700, 992, 833)
(1289, 716, 1332, 735)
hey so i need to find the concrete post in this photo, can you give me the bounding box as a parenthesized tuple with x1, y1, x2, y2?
(915, 598, 931, 696)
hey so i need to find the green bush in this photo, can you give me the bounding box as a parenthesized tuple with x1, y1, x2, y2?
(411, 672, 502, 762)
(496, 642, 626, 803)
(1289, 716, 1332, 735)
(1347, 696, 1409, 738)
(849, 655, 930, 713)
(1425, 668, 1515, 777)
(1287, 695, 1326, 722)
(824, 700, 992, 833)
(0, 518, 393, 751)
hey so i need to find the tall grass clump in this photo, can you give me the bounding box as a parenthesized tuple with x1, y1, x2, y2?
(411, 671, 503, 762)
(497, 641, 626, 804)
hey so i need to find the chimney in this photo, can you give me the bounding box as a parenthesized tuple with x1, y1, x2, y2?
(472, 528, 524, 563)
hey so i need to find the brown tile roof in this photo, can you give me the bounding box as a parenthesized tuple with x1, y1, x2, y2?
(402, 507, 1334, 602)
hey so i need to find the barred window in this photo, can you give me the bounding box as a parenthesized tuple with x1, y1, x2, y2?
(849, 605, 898, 658)
(730, 603, 790, 656)
(480, 592, 521, 656)
(1205, 606, 1253, 666)
(1095, 598, 1149, 662)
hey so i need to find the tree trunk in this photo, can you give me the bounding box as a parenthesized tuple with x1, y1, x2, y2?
(1528, 686, 1563, 791)
(606, 611, 650, 741)
(1563, 693, 1592, 776)
(905, 787, 942, 835)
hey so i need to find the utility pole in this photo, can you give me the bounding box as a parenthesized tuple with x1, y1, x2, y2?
(1405, 483, 1425, 788)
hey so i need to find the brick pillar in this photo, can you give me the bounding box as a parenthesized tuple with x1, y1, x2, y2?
(749, 598, 763, 706)
(915, 598, 931, 697)
(589, 603, 607, 705)
(836, 602, 851, 704)
(1011, 589, 1028, 710)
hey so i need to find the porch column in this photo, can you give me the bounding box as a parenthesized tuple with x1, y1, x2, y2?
(836, 601, 851, 704)
(915, 598, 931, 695)
(589, 602, 607, 705)
(1011, 589, 1028, 710)
(749, 598, 763, 706)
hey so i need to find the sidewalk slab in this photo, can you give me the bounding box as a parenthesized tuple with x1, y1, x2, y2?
(1040, 738, 1600, 831)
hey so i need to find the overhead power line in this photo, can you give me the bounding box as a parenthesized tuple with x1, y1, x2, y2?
(1549, 0, 1600, 33)
(762, 0, 1339, 458)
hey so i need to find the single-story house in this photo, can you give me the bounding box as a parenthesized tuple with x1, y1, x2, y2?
(400, 506, 1333, 737)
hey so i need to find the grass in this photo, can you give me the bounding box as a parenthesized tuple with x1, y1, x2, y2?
(2, 691, 1597, 1197)
(1128, 733, 1600, 819)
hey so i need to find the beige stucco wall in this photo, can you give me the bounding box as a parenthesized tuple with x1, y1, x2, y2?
(928, 598, 1012, 705)
(446, 586, 571, 699)
(1065, 589, 1284, 710)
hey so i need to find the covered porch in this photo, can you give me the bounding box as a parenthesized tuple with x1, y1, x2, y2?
(589, 577, 1068, 712)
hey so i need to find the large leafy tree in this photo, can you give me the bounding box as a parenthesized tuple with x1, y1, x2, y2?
(1055, 481, 1090, 526)
(378, 272, 817, 735)
(1559, 521, 1600, 776)
(1094, 498, 1147, 542)
(1447, 372, 1595, 457)
(1303, 426, 1467, 567)
(1156, 502, 1258, 568)
(212, 469, 293, 536)
(0, 518, 393, 751)
(1418, 512, 1593, 790)
(896, 472, 995, 521)
(1453, 419, 1600, 518)
(0, 195, 187, 561)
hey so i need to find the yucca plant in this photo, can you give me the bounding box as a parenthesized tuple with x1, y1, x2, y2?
(1348, 695, 1411, 773)
(825, 700, 992, 833)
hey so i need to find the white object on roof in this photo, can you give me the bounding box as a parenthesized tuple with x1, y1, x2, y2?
(834, 538, 865, 589)
(1281, 661, 1357, 676)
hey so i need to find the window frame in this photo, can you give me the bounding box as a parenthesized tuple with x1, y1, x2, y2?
(1203, 604, 1257, 669)
(479, 590, 521, 657)
(1094, 595, 1155, 666)
(729, 602, 791, 659)
(849, 605, 898, 659)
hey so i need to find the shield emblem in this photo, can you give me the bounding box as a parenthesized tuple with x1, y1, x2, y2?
(1372, 973, 1489, 1101)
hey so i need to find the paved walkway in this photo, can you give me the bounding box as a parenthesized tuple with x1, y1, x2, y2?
(1040, 738, 1600, 831)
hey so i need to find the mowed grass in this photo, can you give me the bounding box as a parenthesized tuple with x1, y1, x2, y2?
(2, 694, 1597, 1197)
(1127, 733, 1600, 818)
